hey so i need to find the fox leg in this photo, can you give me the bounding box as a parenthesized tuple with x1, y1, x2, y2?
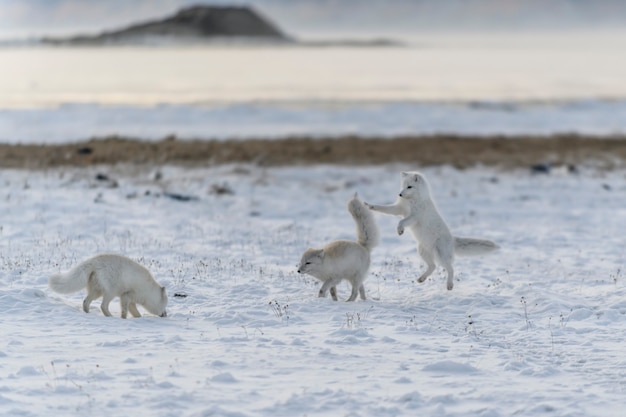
(359, 284, 366, 300)
(397, 213, 417, 236)
(435, 241, 456, 290)
(129, 303, 142, 318)
(319, 277, 341, 299)
(347, 274, 366, 302)
(120, 293, 131, 319)
(119, 293, 141, 318)
(100, 294, 113, 317)
(329, 286, 338, 301)
(347, 283, 359, 302)
(347, 283, 367, 302)
(83, 285, 100, 313)
(365, 202, 403, 216)
(443, 260, 455, 290)
(417, 245, 436, 283)
(83, 273, 101, 313)
(83, 294, 96, 313)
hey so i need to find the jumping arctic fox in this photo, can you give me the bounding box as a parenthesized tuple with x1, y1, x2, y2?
(297, 193, 379, 301)
(49, 254, 168, 318)
(365, 171, 498, 290)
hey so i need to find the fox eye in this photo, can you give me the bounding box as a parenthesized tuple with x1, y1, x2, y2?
(407, 186, 413, 189)
(305, 262, 311, 265)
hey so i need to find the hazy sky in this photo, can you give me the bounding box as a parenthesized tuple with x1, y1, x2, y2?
(1, 0, 626, 39)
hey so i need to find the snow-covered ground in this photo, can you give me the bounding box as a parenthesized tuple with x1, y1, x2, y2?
(1, 163, 625, 416)
(3, 99, 626, 144)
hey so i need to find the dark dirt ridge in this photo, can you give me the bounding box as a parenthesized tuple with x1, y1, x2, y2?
(1, 135, 625, 170)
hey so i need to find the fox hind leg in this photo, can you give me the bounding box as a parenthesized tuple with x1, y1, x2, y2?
(442, 260, 455, 290)
(82, 293, 98, 313)
(83, 286, 100, 313)
(83, 272, 102, 313)
(359, 284, 366, 300)
(435, 241, 456, 290)
(347, 283, 359, 302)
(347, 273, 365, 302)
(100, 294, 114, 317)
(329, 286, 338, 301)
(417, 245, 436, 283)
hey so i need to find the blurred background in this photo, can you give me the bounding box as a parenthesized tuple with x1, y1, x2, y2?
(1, 0, 626, 144)
(3, 0, 626, 39)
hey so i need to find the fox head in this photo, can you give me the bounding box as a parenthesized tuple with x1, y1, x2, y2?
(158, 286, 168, 317)
(399, 171, 430, 200)
(147, 286, 168, 318)
(297, 248, 324, 275)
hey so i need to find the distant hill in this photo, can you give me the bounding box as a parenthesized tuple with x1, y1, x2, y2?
(41, 5, 293, 45)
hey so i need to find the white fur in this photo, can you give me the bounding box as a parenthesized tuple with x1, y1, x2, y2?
(365, 171, 498, 290)
(298, 193, 379, 301)
(49, 254, 168, 318)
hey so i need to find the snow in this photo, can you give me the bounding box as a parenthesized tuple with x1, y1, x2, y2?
(2, 100, 626, 144)
(1, 163, 625, 416)
(2, 31, 626, 415)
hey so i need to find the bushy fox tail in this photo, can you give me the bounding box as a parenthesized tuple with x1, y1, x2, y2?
(49, 263, 92, 294)
(348, 193, 380, 252)
(454, 237, 499, 256)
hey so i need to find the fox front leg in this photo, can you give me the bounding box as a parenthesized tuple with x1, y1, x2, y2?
(365, 201, 404, 216)
(120, 293, 131, 319)
(319, 277, 341, 300)
(129, 303, 142, 318)
(397, 214, 417, 236)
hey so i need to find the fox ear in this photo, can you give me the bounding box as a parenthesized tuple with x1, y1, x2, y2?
(317, 249, 325, 259)
(161, 286, 166, 295)
(401, 171, 409, 177)
(413, 174, 420, 182)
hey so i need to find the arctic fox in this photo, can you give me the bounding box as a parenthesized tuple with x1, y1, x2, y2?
(49, 254, 168, 318)
(365, 171, 498, 290)
(297, 193, 379, 301)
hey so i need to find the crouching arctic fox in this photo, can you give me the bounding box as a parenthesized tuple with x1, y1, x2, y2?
(298, 193, 379, 301)
(49, 254, 168, 318)
(366, 171, 498, 290)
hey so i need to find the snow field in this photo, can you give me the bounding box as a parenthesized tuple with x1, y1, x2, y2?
(0, 163, 625, 416)
(2, 100, 626, 144)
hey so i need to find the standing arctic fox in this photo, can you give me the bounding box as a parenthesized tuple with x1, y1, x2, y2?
(366, 171, 498, 290)
(297, 193, 379, 301)
(49, 254, 168, 318)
